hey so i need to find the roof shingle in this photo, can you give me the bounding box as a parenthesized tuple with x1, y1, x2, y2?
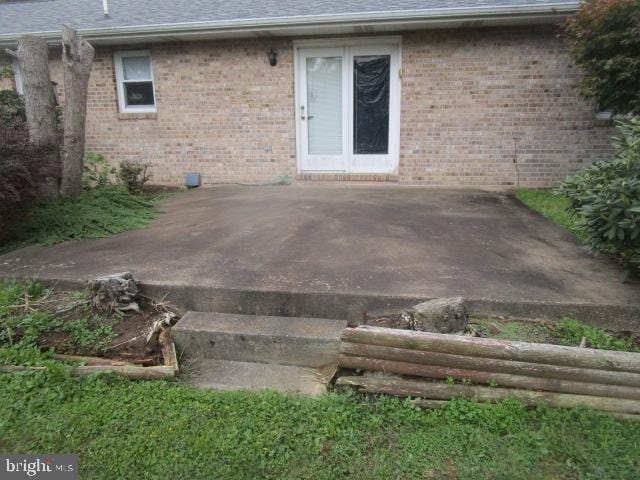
(0, 0, 576, 36)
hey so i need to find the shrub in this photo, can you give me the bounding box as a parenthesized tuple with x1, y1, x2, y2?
(0, 90, 25, 124)
(557, 117, 640, 275)
(0, 92, 40, 242)
(117, 160, 151, 195)
(82, 151, 115, 189)
(564, 0, 640, 115)
(0, 89, 27, 146)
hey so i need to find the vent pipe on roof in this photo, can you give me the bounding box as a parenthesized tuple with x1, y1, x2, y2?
(102, 0, 110, 18)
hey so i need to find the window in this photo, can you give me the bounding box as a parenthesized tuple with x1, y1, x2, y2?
(114, 51, 156, 113)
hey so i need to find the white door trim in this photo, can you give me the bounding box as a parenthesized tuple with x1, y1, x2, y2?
(294, 36, 402, 175)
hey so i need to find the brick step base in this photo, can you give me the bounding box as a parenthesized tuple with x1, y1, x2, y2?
(297, 173, 399, 182)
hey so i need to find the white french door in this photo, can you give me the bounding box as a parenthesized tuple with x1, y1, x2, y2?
(296, 41, 400, 174)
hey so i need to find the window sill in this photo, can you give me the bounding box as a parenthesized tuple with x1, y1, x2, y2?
(117, 112, 157, 121)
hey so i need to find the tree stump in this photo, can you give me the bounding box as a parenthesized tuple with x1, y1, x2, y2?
(410, 297, 468, 333)
(364, 298, 469, 334)
(88, 272, 139, 312)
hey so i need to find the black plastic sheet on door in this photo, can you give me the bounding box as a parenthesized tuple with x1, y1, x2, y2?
(353, 55, 390, 155)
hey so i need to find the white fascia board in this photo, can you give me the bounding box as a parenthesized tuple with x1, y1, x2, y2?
(0, 3, 579, 46)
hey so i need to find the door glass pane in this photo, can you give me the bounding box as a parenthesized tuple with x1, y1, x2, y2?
(353, 55, 390, 155)
(306, 56, 342, 156)
(123, 56, 152, 81)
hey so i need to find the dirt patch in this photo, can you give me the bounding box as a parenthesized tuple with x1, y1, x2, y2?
(7, 287, 179, 366)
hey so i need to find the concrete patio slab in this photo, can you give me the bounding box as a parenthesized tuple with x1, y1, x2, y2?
(0, 185, 638, 327)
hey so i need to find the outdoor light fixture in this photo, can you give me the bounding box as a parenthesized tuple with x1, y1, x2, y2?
(267, 48, 278, 66)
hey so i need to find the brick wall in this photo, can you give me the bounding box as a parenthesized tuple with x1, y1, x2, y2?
(399, 26, 612, 187)
(3, 26, 613, 187)
(46, 39, 297, 186)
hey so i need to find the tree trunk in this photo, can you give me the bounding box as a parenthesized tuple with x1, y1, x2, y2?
(6, 35, 60, 198)
(60, 26, 94, 197)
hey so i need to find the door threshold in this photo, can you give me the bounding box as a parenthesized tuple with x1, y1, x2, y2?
(297, 173, 399, 182)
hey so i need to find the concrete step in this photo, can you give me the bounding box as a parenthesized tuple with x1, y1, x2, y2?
(172, 311, 347, 368)
(183, 359, 329, 396)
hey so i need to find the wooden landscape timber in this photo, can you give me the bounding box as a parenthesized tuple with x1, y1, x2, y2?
(159, 326, 179, 374)
(340, 342, 640, 387)
(1, 328, 179, 379)
(341, 326, 640, 372)
(338, 326, 640, 415)
(336, 375, 640, 416)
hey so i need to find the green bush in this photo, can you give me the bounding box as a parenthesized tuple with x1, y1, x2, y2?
(0, 89, 25, 123)
(565, 0, 640, 115)
(557, 118, 640, 275)
(117, 160, 151, 194)
(82, 152, 115, 190)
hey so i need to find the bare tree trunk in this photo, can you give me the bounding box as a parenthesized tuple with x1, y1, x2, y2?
(60, 26, 94, 197)
(5, 35, 60, 198)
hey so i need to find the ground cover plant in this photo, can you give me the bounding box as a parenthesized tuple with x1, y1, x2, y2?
(0, 149, 172, 254)
(514, 189, 587, 241)
(469, 315, 640, 352)
(0, 185, 163, 254)
(0, 281, 163, 365)
(2, 371, 640, 480)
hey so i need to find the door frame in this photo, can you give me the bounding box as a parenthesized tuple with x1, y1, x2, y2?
(293, 36, 402, 175)
(297, 46, 350, 172)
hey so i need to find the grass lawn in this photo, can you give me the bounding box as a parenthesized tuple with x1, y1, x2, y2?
(1, 372, 639, 480)
(514, 189, 587, 241)
(0, 186, 169, 254)
(1, 285, 639, 479)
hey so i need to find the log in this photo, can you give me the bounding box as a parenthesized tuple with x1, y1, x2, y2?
(52, 353, 135, 366)
(159, 327, 179, 373)
(60, 25, 95, 197)
(340, 342, 640, 388)
(1, 364, 174, 379)
(0, 365, 47, 372)
(72, 365, 175, 380)
(336, 376, 640, 415)
(342, 326, 640, 373)
(339, 355, 640, 400)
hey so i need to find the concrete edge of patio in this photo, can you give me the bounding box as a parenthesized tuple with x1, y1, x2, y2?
(4, 275, 639, 332)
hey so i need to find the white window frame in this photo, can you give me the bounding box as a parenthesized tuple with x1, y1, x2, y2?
(13, 61, 23, 95)
(114, 50, 156, 113)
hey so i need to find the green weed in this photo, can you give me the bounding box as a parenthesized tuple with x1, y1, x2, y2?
(515, 188, 587, 241)
(555, 317, 638, 352)
(0, 282, 118, 354)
